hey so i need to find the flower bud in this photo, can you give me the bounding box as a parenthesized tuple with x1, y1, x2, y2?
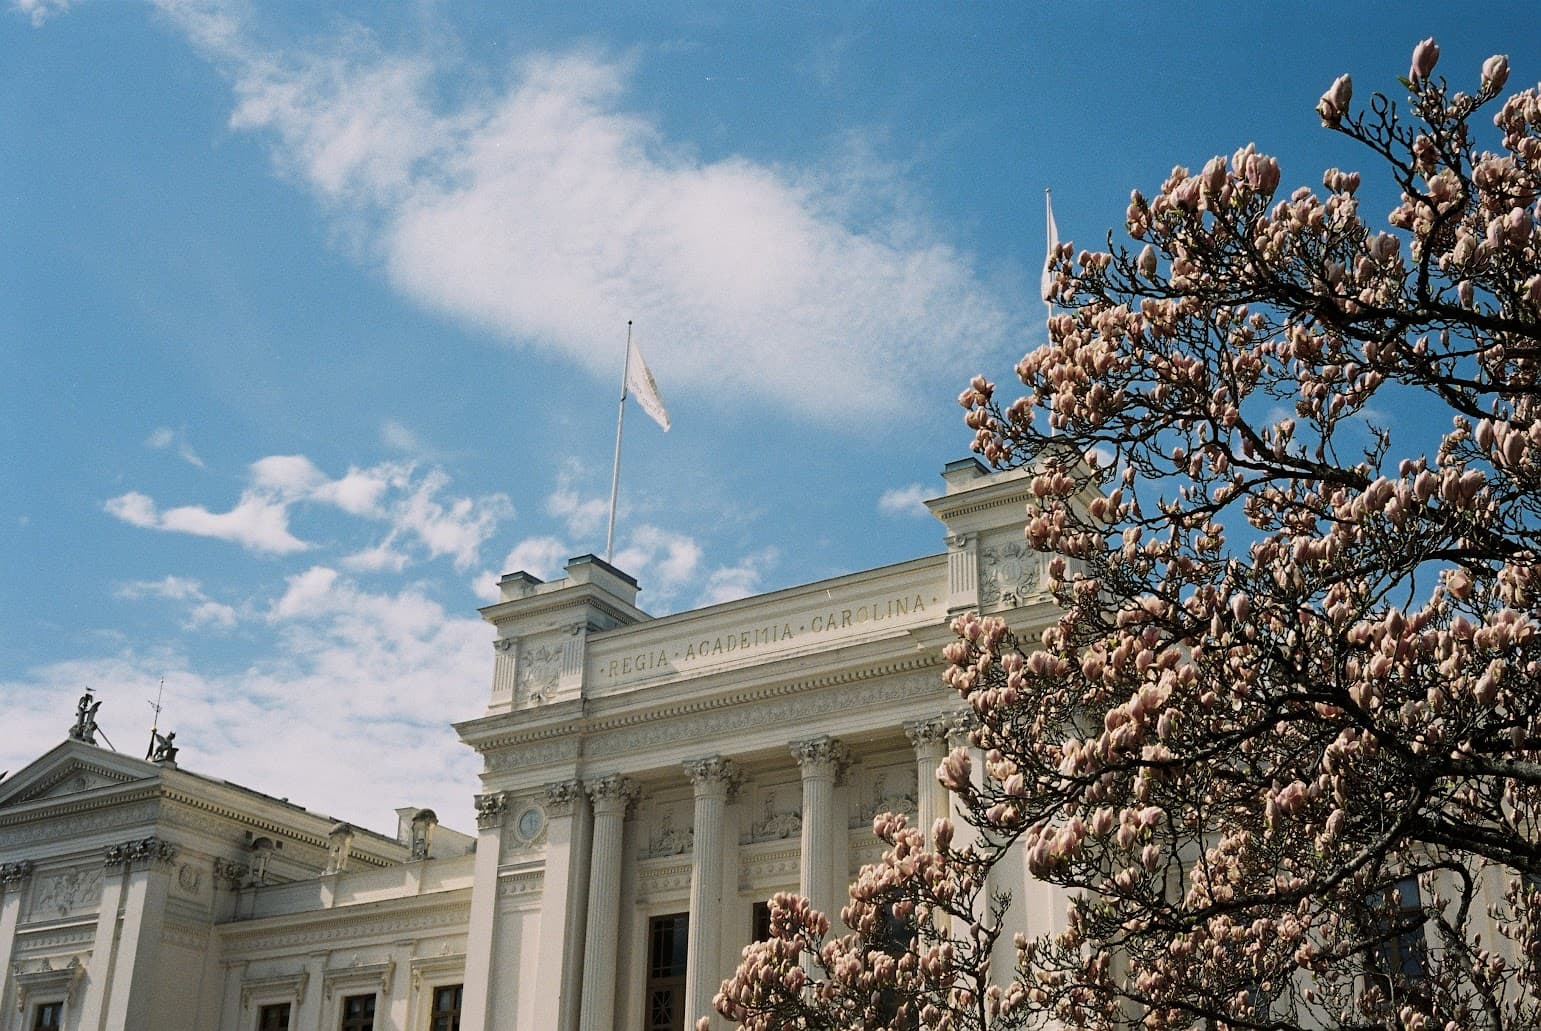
(1410, 38, 1439, 83)
(1482, 54, 1510, 93)
(1137, 244, 1157, 277)
(1317, 75, 1352, 127)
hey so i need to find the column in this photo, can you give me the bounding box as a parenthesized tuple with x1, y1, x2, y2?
(904, 717, 954, 846)
(578, 775, 638, 1031)
(76, 849, 129, 1031)
(459, 792, 508, 1030)
(683, 757, 739, 1030)
(0, 862, 34, 1013)
(532, 780, 593, 1031)
(102, 838, 176, 1031)
(791, 737, 849, 921)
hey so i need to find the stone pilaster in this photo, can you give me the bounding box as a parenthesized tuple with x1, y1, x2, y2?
(945, 532, 980, 612)
(904, 716, 956, 846)
(460, 792, 508, 1030)
(683, 757, 740, 1030)
(533, 779, 592, 1031)
(791, 737, 850, 921)
(0, 861, 35, 1014)
(578, 775, 638, 1031)
(98, 837, 177, 1031)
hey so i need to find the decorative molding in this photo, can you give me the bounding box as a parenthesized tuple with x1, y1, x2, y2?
(240, 970, 308, 1010)
(175, 862, 202, 896)
(738, 845, 802, 893)
(323, 958, 394, 1001)
(683, 756, 742, 801)
(791, 736, 852, 784)
(14, 925, 95, 954)
(0, 860, 34, 889)
(104, 835, 177, 870)
(543, 780, 583, 817)
(30, 866, 101, 920)
(13, 956, 84, 1013)
(903, 714, 962, 751)
(409, 953, 466, 997)
(634, 859, 692, 902)
(744, 787, 801, 845)
(473, 792, 508, 829)
(587, 775, 639, 818)
(220, 903, 473, 954)
(496, 870, 543, 899)
(978, 537, 1042, 610)
(0, 798, 161, 844)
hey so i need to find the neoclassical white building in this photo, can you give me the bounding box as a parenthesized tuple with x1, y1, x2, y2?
(0, 460, 1061, 1031)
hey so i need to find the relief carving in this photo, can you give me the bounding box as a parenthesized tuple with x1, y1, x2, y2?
(746, 789, 802, 844)
(642, 808, 693, 858)
(515, 640, 562, 706)
(979, 538, 1040, 609)
(32, 867, 102, 919)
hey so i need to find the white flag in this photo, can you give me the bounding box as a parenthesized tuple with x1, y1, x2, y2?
(1041, 190, 1059, 305)
(626, 339, 671, 431)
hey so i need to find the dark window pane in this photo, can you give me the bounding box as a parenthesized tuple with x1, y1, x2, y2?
(33, 1003, 63, 1031)
(647, 913, 689, 1031)
(430, 984, 463, 1031)
(340, 993, 376, 1031)
(258, 1002, 291, 1031)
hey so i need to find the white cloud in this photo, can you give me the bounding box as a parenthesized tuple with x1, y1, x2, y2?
(106, 455, 510, 570)
(10, 0, 69, 28)
(614, 525, 702, 599)
(877, 482, 931, 518)
(115, 576, 238, 631)
(696, 548, 778, 607)
(153, 11, 1021, 421)
(500, 535, 569, 582)
(145, 426, 205, 468)
(545, 466, 608, 539)
(380, 420, 434, 459)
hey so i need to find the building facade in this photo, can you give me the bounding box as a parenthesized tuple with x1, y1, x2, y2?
(0, 460, 1060, 1031)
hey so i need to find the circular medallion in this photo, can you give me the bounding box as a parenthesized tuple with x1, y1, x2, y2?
(516, 806, 544, 841)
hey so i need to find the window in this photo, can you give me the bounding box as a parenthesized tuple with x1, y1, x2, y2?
(32, 1003, 62, 1031)
(751, 900, 772, 942)
(646, 913, 689, 1031)
(1365, 876, 1428, 1005)
(258, 1003, 291, 1031)
(430, 984, 463, 1031)
(339, 994, 375, 1031)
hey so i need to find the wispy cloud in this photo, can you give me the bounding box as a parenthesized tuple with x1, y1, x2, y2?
(696, 547, 778, 607)
(145, 426, 206, 468)
(877, 482, 932, 518)
(9, 0, 70, 28)
(105, 455, 511, 569)
(115, 575, 238, 629)
(150, 4, 1021, 421)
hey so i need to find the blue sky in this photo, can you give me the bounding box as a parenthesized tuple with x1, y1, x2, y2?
(4, 1, 1537, 831)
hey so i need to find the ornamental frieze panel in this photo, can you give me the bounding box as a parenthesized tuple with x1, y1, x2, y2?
(634, 859, 692, 903)
(0, 801, 161, 847)
(221, 903, 473, 955)
(515, 635, 564, 707)
(978, 535, 1042, 610)
(640, 800, 694, 859)
(742, 784, 801, 845)
(28, 866, 102, 922)
(850, 763, 918, 830)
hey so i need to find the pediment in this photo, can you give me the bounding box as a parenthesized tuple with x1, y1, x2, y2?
(0, 742, 159, 809)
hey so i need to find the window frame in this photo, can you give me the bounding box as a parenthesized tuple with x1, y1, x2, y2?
(645, 911, 690, 1031)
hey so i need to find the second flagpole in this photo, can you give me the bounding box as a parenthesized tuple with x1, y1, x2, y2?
(604, 321, 632, 563)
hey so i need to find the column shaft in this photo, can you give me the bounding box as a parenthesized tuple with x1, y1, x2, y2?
(683, 757, 738, 1031)
(578, 775, 637, 1031)
(792, 738, 849, 921)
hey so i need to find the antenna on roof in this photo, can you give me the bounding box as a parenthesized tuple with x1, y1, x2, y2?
(146, 678, 165, 760)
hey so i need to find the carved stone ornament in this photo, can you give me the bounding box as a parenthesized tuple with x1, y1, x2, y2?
(0, 860, 34, 889)
(33, 867, 102, 919)
(979, 538, 1040, 609)
(790, 736, 852, 782)
(683, 755, 742, 800)
(14, 955, 84, 1013)
(474, 791, 508, 829)
(586, 774, 640, 817)
(212, 858, 249, 891)
(747, 789, 802, 843)
(904, 715, 961, 751)
(855, 769, 918, 828)
(642, 809, 693, 858)
(492, 637, 515, 653)
(104, 836, 178, 869)
(543, 779, 584, 817)
(515, 641, 563, 705)
(176, 863, 202, 895)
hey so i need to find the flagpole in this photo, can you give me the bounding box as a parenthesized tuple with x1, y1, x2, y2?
(605, 321, 632, 563)
(1044, 188, 1055, 327)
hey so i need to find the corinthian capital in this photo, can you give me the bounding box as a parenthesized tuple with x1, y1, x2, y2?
(587, 774, 640, 817)
(543, 779, 584, 817)
(791, 736, 851, 782)
(0, 861, 34, 889)
(683, 756, 742, 800)
(474, 791, 509, 829)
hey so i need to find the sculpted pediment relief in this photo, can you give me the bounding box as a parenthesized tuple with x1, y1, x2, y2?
(2, 754, 154, 808)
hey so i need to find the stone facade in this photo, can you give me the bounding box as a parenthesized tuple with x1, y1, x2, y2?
(0, 460, 1071, 1031)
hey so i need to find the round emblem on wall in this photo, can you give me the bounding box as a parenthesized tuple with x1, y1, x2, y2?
(516, 806, 545, 841)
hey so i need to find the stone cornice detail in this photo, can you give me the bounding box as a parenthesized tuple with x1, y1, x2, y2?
(218, 898, 473, 954)
(323, 959, 394, 1000)
(241, 970, 309, 1009)
(0, 785, 162, 828)
(475, 653, 941, 767)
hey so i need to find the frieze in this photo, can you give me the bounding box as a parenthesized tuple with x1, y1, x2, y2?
(852, 766, 918, 829)
(743, 787, 801, 845)
(29, 867, 101, 921)
(640, 804, 693, 859)
(0, 800, 160, 846)
(582, 667, 942, 758)
(496, 871, 544, 899)
(634, 859, 692, 901)
(516, 639, 563, 706)
(14, 924, 95, 954)
(483, 736, 582, 772)
(221, 903, 473, 955)
(739, 846, 802, 892)
(164, 920, 210, 951)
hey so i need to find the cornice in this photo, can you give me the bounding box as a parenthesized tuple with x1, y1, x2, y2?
(0, 785, 163, 827)
(471, 652, 941, 759)
(217, 890, 473, 951)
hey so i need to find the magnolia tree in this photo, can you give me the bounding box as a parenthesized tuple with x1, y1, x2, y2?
(714, 39, 1541, 1031)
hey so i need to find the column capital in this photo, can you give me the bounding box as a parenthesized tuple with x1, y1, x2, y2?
(587, 774, 640, 817)
(474, 791, 509, 829)
(104, 836, 177, 870)
(544, 778, 585, 817)
(790, 736, 851, 782)
(683, 756, 742, 800)
(0, 861, 34, 890)
(904, 714, 964, 750)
